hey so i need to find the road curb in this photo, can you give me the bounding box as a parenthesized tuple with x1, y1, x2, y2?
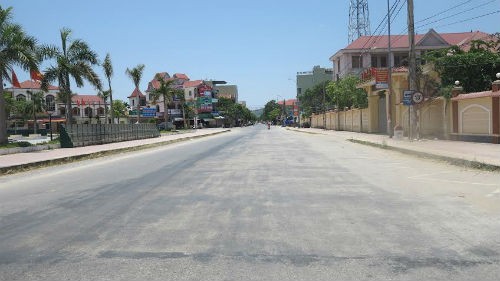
(0, 130, 231, 176)
(348, 138, 500, 172)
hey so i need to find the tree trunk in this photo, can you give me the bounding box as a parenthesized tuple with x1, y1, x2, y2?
(0, 77, 8, 145)
(163, 96, 169, 126)
(108, 79, 114, 124)
(182, 103, 187, 129)
(33, 107, 37, 134)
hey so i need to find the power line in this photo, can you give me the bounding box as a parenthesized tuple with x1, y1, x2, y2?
(394, 0, 497, 45)
(416, 0, 497, 29)
(428, 10, 500, 30)
(415, 0, 474, 24)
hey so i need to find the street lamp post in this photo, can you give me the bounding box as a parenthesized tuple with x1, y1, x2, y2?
(47, 110, 54, 141)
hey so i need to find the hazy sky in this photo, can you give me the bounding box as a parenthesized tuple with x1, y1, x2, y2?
(4, 0, 499, 109)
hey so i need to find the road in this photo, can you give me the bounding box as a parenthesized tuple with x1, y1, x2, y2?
(1, 125, 499, 280)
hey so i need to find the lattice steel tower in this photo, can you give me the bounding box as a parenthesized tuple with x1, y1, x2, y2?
(348, 0, 371, 43)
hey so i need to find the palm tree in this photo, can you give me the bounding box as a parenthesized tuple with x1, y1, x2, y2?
(41, 28, 102, 130)
(0, 5, 39, 144)
(26, 91, 45, 134)
(102, 53, 114, 123)
(149, 76, 177, 126)
(97, 90, 110, 123)
(125, 64, 145, 123)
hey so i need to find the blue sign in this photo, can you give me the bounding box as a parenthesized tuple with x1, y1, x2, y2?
(403, 90, 414, 106)
(142, 108, 156, 117)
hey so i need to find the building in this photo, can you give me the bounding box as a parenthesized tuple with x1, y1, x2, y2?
(329, 29, 490, 81)
(5, 80, 111, 131)
(296, 65, 333, 97)
(70, 95, 107, 124)
(214, 85, 238, 102)
(144, 72, 189, 123)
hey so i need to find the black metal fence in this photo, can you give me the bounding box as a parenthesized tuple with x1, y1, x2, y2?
(60, 124, 160, 148)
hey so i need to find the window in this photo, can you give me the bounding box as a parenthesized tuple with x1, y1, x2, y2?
(189, 90, 192, 97)
(371, 55, 387, 67)
(45, 95, 55, 111)
(72, 107, 80, 116)
(297, 88, 302, 95)
(394, 54, 408, 67)
(97, 107, 105, 116)
(59, 107, 66, 116)
(380, 56, 387, 67)
(16, 94, 26, 101)
(84, 107, 93, 117)
(337, 60, 340, 72)
(352, 55, 363, 68)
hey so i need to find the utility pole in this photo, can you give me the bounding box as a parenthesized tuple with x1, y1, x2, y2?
(407, 0, 417, 140)
(386, 0, 393, 137)
(323, 83, 327, 130)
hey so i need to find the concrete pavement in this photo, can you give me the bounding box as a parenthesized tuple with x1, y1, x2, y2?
(289, 128, 500, 170)
(2, 126, 500, 175)
(0, 128, 230, 175)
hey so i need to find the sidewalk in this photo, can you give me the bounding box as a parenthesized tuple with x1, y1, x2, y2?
(0, 128, 230, 175)
(290, 128, 500, 170)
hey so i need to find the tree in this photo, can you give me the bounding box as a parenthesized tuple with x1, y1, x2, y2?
(216, 97, 256, 126)
(0, 5, 39, 144)
(102, 53, 114, 123)
(112, 100, 127, 124)
(125, 64, 145, 123)
(97, 90, 110, 123)
(425, 36, 500, 93)
(26, 91, 45, 134)
(327, 75, 367, 110)
(149, 75, 176, 124)
(41, 28, 102, 130)
(262, 100, 281, 122)
(298, 81, 331, 118)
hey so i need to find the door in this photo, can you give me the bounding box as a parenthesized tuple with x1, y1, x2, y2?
(378, 95, 387, 134)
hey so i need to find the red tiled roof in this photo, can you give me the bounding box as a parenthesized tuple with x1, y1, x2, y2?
(150, 79, 161, 90)
(183, 80, 204, 88)
(128, 88, 145, 98)
(278, 99, 297, 106)
(71, 95, 104, 104)
(344, 30, 490, 50)
(10, 80, 59, 90)
(173, 73, 189, 80)
(452, 90, 500, 100)
(154, 72, 170, 80)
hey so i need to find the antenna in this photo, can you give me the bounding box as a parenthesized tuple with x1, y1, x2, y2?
(348, 0, 371, 43)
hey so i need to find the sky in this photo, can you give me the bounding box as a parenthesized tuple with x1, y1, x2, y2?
(4, 0, 499, 109)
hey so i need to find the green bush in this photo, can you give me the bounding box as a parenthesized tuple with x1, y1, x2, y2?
(16, 141, 32, 147)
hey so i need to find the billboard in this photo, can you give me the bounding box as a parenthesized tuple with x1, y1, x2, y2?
(197, 97, 213, 113)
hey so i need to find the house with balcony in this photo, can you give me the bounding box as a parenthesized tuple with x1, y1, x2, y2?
(329, 29, 490, 81)
(326, 29, 493, 137)
(144, 72, 190, 123)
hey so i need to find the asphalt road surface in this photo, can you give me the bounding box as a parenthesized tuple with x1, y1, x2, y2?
(1, 125, 500, 280)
